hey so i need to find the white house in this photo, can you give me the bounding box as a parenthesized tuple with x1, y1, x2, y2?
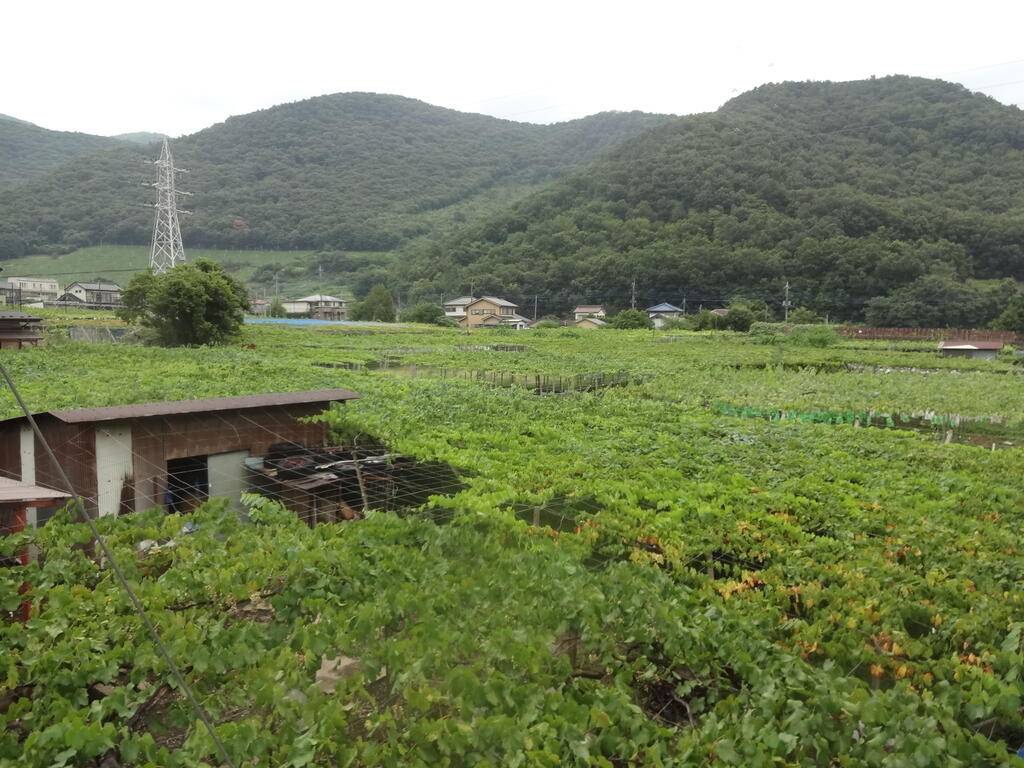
(7, 277, 60, 303)
(282, 294, 347, 320)
(57, 281, 122, 308)
(572, 305, 606, 322)
(645, 302, 684, 329)
(442, 296, 476, 318)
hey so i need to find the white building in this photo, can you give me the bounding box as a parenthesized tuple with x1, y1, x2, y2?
(281, 294, 347, 320)
(7, 277, 60, 303)
(442, 296, 476, 318)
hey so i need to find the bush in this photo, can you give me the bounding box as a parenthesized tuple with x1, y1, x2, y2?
(787, 325, 840, 347)
(609, 309, 653, 329)
(399, 303, 448, 325)
(533, 320, 560, 329)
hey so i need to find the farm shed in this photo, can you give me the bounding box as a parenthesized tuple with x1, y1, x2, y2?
(0, 389, 359, 522)
(937, 340, 1004, 361)
(0, 311, 44, 349)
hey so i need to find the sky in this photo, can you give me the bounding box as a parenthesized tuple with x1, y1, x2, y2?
(5, 0, 1024, 137)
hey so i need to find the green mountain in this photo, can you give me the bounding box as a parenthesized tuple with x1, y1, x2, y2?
(398, 76, 1024, 324)
(0, 93, 673, 259)
(0, 114, 126, 190)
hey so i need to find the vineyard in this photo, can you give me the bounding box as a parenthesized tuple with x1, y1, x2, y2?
(1, 323, 1023, 766)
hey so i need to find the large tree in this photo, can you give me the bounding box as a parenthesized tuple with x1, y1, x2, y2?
(350, 284, 396, 322)
(117, 259, 249, 346)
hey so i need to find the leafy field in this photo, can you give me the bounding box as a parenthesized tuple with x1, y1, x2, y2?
(2, 324, 1023, 766)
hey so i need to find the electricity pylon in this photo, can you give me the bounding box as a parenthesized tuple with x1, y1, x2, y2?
(149, 138, 188, 274)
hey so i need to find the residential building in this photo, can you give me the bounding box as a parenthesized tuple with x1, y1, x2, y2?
(938, 340, 1004, 361)
(0, 312, 43, 349)
(56, 281, 122, 309)
(645, 302, 684, 329)
(458, 297, 532, 329)
(442, 296, 476, 318)
(575, 317, 607, 329)
(281, 294, 347, 320)
(0, 283, 21, 306)
(0, 389, 360, 522)
(572, 305, 606, 322)
(6, 277, 60, 303)
(249, 298, 269, 316)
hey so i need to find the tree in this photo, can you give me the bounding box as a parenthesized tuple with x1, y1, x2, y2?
(991, 295, 1024, 334)
(787, 306, 821, 324)
(117, 259, 249, 346)
(399, 302, 447, 325)
(268, 296, 287, 318)
(723, 306, 755, 332)
(608, 309, 653, 329)
(350, 284, 395, 322)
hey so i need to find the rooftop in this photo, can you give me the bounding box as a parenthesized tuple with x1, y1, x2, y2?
(0, 389, 361, 426)
(294, 294, 346, 303)
(938, 340, 1004, 351)
(646, 303, 683, 313)
(69, 281, 121, 291)
(0, 311, 42, 322)
(0, 477, 71, 504)
(472, 296, 518, 308)
(443, 296, 476, 306)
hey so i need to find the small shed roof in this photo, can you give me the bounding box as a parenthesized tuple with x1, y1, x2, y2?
(0, 477, 71, 504)
(709, 308, 730, 316)
(0, 389, 361, 426)
(575, 317, 607, 326)
(0, 311, 42, 322)
(938, 340, 1004, 351)
(573, 305, 604, 313)
(646, 303, 683, 313)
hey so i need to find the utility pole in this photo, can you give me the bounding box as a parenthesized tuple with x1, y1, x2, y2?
(148, 139, 189, 274)
(274, 271, 280, 298)
(682, 295, 687, 315)
(630, 277, 637, 310)
(533, 295, 538, 321)
(782, 281, 792, 322)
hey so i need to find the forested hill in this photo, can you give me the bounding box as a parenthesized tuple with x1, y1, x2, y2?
(0, 115, 126, 190)
(398, 76, 1024, 324)
(0, 93, 672, 257)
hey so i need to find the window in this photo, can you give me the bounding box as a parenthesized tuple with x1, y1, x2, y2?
(500, 307, 514, 315)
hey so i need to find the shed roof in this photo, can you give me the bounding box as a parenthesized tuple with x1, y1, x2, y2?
(0, 311, 42, 322)
(0, 389, 361, 426)
(0, 477, 71, 504)
(575, 317, 607, 326)
(573, 305, 604, 313)
(938, 340, 1004, 351)
(646, 303, 683, 313)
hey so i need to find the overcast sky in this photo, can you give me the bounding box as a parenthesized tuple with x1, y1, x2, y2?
(5, 0, 1024, 137)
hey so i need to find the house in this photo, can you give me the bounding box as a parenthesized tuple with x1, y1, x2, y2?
(0, 311, 44, 349)
(645, 302, 684, 330)
(6, 277, 60, 304)
(575, 317, 607, 330)
(442, 296, 477, 319)
(0, 282, 21, 306)
(938, 340, 1004, 361)
(572, 305, 606, 322)
(56, 281, 122, 309)
(458, 297, 532, 329)
(0, 389, 360, 522)
(281, 294, 347, 320)
(249, 298, 269, 316)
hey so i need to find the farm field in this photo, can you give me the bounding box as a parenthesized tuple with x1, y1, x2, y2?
(2, 323, 1023, 766)
(0, 246, 381, 300)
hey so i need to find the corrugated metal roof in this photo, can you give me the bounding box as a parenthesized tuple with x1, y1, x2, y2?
(938, 340, 1004, 351)
(646, 303, 683, 313)
(442, 296, 476, 305)
(0, 477, 71, 503)
(294, 294, 346, 303)
(0, 389, 361, 426)
(0, 311, 42, 321)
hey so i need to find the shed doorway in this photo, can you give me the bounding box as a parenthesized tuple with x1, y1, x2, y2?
(166, 456, 209, 513)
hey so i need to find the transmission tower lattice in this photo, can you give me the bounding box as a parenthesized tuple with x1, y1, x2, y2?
(149, 138, 187, 273)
